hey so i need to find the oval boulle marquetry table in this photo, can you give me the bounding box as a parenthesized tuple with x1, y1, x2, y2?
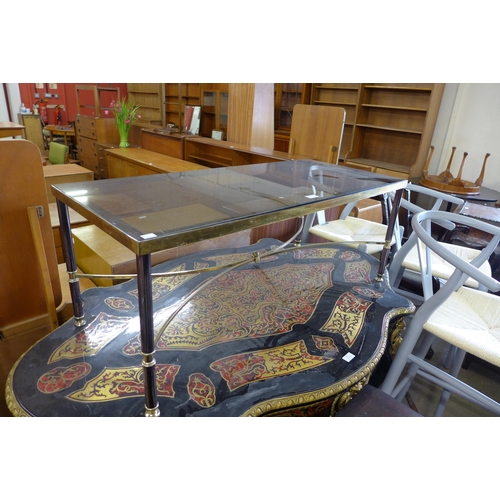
(6, 160, 414, 417)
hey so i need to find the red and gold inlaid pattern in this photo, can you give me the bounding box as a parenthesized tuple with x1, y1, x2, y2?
(210, 340, 331, 391)
(321, 292, 373, 347)
(127, 264, 195, 301)
(66, 364, 179, 402)
(187, 373, 216, 408)
(49, 312, 133, 363)
(37, 362, 92, 394)
(344, 260, 372, 283)
(123, 262, 335, 353)
(312, 335, 339, 352)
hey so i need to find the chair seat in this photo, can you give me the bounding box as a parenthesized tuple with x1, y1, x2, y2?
(424, 286, 500, 368)
(335, 384, 422, 417)
(402, 242, 491, 288)
(309, 216, 393, 254)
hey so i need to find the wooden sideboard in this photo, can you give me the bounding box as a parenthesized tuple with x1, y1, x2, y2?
(141, 129, 194, 159)
(105, 147, 209, 178)
(184, 136, 311, 168)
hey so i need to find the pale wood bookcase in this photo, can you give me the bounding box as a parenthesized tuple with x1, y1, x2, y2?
(164, 83, 201, 129)
(344, 83, 445, 179)
(274, 83, 312, 152)
(310, 83, 361, 161)
(127, 83, 163, 125)
(200, 84, 229, 138)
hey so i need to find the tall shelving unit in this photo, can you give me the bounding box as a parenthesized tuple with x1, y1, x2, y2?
(345, 83, 445, 179)
(164, 83, 201, 129)
(200, 84, 229, 138)
(273, 83, 311, 152)
(310, 83, 360, 161)
(126, 83, 163, 125)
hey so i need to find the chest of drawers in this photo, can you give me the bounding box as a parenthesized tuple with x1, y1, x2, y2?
(75, 115, 119, 178)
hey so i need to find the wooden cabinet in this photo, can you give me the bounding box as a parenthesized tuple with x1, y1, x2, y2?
(273, 83, 312, 151)
(345, 83, 445, 179)
(75, 85, 120, 117)
(106, 147, 208, 178)
(184, 136, 310, 169)
(227, 84, 274, 150)
(97, 142, 119, 178)
(141, 129, 193, 159)
(127, 83, 163, 125)
(200, 86, 229, 138)
(75, 115, 119, 178)
(310, 83, 361, 161)
(164, 83, 201, 129)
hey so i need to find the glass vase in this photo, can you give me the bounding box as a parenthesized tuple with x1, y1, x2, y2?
(118, 129, 129, 148)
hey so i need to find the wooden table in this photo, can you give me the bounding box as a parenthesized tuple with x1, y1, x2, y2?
(7, 238, 414, 417)
(43, 164, 94, 203)
(0, 121, 25, 138)
(44, 125, 76, 146)
(105, 147, 209, 178)
(8, 160, 410, 417)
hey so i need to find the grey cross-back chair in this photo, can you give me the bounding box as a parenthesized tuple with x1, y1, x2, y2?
(380, 210, 500, 416)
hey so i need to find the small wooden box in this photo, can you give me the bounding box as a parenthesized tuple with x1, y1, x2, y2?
(43, 164, 94, 203)
(72, 225, 252, 287)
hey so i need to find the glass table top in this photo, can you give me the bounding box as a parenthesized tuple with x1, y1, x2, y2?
(51, 160, 407, 255)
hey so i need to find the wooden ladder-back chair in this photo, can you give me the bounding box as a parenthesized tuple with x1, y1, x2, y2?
(380, 210, 500, 416)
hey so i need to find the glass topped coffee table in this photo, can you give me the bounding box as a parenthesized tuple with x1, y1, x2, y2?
(25, 160, 409, 416)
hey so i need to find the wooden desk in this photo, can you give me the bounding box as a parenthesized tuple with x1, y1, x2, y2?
(184, 136, 311, 168)
(0, 121, 25, 138)
(43, 164, 94, 203)
(141, 129, 195, 159)
(105, 147, 209, 178)
(44, 125, 76, 146)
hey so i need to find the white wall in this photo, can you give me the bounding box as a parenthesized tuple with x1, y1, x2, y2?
(0, 83, 21, 123)
(429, 83, 500, 191)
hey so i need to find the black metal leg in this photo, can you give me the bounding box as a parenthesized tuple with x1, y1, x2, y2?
(56, 200, 85, 326)
(136, 254, 159, 417)
(377, 188, 403, 281)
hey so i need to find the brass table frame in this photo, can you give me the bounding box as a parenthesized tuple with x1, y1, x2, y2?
(53, 160, 406, 416)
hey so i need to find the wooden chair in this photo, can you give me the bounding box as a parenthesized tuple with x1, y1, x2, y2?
(0, 139, 93, 338)
(381, 210, 500, 416)
(42, 141, 81, 166)
(288, 104, 345, 164)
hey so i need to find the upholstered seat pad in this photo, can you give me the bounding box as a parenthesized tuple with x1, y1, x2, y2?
(424, 287, 500, 367)
(309, 217, 394, 254)
(402, 242, 491, 288)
